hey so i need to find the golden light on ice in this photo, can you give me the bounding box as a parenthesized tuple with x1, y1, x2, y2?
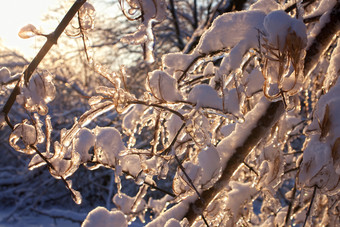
(0, 0, 59, 59)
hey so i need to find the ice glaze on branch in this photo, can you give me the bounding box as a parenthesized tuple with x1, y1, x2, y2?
(184, 99, 285, 225)
(1, 0, 87, 127)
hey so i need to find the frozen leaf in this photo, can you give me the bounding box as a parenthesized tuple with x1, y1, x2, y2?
(82, 207, 127, 227)
(148, 195, 173, 217)
(165, 112, 184, 145)
(28, 152, 51, 170)
(88, 96, 103, 107)
(298, 137, 332, 188)
(49, 154, 80, 179)
(226, 181, 257, 223)
(0, 67, 11, 83)
(120, 154, 142, 177)
(18, 24, 41, 39)
(71, 188, 82, 205)
(120, 0, 166, 63)
(17, 71, 56, 115)
(9, 118, 44, 154)
(173, 161, 201, 195)
(203, 62, 215, 76)
(79, 2, 96, 30)
(245, 68, 264, 97)
(223, 88, 243, 116)
(122, 104, 146, 136)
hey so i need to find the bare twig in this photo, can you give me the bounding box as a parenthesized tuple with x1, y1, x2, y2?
(169, 0, 185, 50)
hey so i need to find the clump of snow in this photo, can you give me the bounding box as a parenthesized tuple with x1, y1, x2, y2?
(94, 126, 126, 165)
(146, 195, 195, 227)
(187, 84, 222, 110)
(148, 70, 183, 102)
(122, 104, 146, 136)
(196, 10, 266, 54)
(73, 128, 95, 163)
(162, 52, 199, 74)
(263, 10, 307, 51)
(113, 192, 146, 214)
(82, 207, 127, 227)
(217, 97, 271, 165)
(249, 0, 281, 13)
(226, 181, 257, 222)
(165, 218, 181, 227)
(198, 146, 221, 187)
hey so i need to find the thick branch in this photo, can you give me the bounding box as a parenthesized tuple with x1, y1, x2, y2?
(303, 1, 340, 76)
(185, 100, 285, 224)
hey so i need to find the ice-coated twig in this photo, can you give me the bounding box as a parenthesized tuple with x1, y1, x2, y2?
(1, 0, 87, 126)
(303, 186, 317, 227)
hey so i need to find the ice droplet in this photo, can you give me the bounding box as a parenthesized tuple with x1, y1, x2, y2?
(71, 189, 82, 205)
(135, 171, 146, 185)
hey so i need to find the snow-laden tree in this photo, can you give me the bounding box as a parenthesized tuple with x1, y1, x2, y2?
(1, 0, 340, 226)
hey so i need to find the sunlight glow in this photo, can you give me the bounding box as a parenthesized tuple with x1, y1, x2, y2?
(0, 0, 59, 59)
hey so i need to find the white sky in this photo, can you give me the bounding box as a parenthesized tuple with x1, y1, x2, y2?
(0, 0, 61, 58)
(0, 1, 119, 59)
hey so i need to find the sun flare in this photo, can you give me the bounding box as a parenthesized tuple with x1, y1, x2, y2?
(0, 0, 59, 59)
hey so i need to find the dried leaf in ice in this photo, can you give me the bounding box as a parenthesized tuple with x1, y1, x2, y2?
(18, 24, 41, 39)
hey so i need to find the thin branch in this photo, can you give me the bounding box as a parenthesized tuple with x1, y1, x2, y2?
(169, 0, 185, 50)
(303, 186, 317, 227)
(129, 100, 185, 121)
(284, 176, 298, 227)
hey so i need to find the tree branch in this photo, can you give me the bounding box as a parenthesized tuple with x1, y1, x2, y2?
(1, 0, 87, 124)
